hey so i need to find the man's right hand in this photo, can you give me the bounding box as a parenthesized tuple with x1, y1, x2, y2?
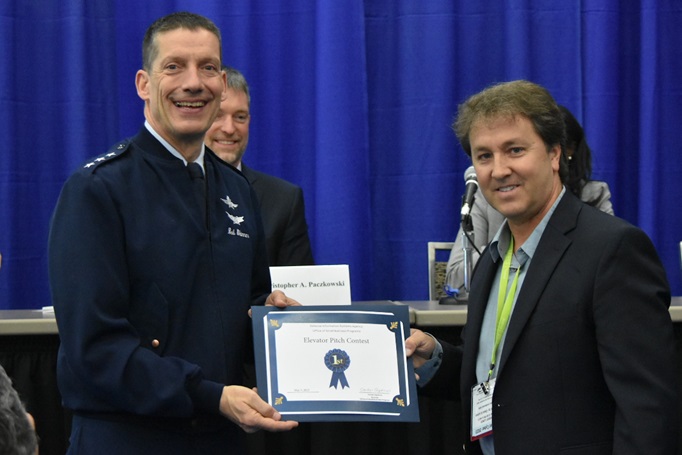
(219, 385, 298, 433)
(405, 328, 437, 369)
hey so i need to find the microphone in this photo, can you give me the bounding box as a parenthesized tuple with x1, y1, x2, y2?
(460, 166, 478, 220)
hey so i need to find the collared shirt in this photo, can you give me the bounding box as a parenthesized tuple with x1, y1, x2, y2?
(478, 187, 565, 455)
(415, 187, 566, 388)
(415, 187, 567, 455)
(144, 121, 206, 171)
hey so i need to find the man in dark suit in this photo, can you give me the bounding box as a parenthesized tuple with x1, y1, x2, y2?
(406, 80, 678, 454)
(205, 67, 314, 266)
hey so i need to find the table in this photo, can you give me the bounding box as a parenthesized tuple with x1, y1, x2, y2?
(399, 296, 682, 326)
(0, 309, 58, 335)
(2, 300, 681, 455)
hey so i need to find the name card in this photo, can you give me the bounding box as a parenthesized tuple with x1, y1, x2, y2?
(269, 265, 351, 305)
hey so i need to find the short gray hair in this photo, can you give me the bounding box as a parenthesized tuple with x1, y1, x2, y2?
(223, 67, 251, 105)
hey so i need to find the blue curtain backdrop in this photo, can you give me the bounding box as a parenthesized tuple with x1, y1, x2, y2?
(1, 0, 681, 309)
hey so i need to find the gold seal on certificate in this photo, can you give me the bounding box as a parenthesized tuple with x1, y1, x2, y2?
(251, 304, 420, 422)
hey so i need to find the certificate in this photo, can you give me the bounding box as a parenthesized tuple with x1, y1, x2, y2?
(251, 304, 419, 422)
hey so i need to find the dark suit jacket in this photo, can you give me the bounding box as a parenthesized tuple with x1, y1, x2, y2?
(241, 164, 314, 266)
(425, 192, 678, 454)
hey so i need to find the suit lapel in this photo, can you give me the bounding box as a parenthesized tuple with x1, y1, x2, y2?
(241, 164, 257, 184)
(496, 194, 581, 375)
(461, 248, 498, 385)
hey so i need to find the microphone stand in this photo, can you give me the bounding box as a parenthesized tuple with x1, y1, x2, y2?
(440, 188, 477, 305)
(440, 202, 475, 305)
(457, 212, 474, 303)
(441, 167, 477, 305)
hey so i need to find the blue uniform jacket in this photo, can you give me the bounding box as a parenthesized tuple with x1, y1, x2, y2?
(48, 127, 271, 424)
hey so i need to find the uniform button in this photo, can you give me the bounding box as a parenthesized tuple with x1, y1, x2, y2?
(151, 339, 160, 348)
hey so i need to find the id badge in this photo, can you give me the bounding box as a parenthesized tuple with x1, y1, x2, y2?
(470, 378, 495, 441)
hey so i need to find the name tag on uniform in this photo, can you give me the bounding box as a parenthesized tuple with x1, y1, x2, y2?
(471, 378, 495, 441)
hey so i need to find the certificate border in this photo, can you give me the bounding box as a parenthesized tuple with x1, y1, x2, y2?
(251, 304, 419, 422)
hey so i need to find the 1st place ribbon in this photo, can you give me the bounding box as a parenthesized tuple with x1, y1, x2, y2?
(325, 349, 351, 389)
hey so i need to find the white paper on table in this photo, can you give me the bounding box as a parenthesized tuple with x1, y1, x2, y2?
(269, 265, 351, 305)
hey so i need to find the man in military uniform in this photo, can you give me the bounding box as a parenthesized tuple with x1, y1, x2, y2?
(48, 12, 297, 454)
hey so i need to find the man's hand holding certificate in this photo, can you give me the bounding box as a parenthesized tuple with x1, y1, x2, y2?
(251, 305, 419, 422)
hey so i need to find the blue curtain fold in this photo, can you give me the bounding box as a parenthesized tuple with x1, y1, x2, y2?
(1, 0, 681, 309)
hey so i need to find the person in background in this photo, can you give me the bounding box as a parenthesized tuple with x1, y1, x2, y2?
(205, 67, 314, 454)
(0, 364, 38, 455)
(1, 258, 39, 454)
(48, 12, 298, 454)
(407, 80, 677, 454)
(205, 67, 314, 266)
(445, 105, 613, 292)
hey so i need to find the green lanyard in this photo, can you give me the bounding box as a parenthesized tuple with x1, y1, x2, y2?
(488, 238, 521, 381)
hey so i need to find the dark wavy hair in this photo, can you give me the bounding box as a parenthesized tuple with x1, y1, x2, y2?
(559, 105, 593, 198)
(453, 80, 569, 184)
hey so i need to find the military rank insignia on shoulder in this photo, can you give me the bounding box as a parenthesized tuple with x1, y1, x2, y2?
(82, 140, 131, 171)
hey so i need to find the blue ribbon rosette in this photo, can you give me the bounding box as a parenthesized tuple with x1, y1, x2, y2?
(324, 349, 351, 389)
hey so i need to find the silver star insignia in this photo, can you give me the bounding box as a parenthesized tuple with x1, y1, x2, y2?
(220, 195, 239, 209)
(227, 213, 245, 225)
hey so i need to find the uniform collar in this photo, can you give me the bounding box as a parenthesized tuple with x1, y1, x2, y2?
(144, 121, 206, 172)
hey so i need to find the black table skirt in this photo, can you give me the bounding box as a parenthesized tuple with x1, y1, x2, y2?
(2, 324, 681, 455)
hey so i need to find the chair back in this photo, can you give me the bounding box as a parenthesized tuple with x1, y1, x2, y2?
(428, 242, 454, 301)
